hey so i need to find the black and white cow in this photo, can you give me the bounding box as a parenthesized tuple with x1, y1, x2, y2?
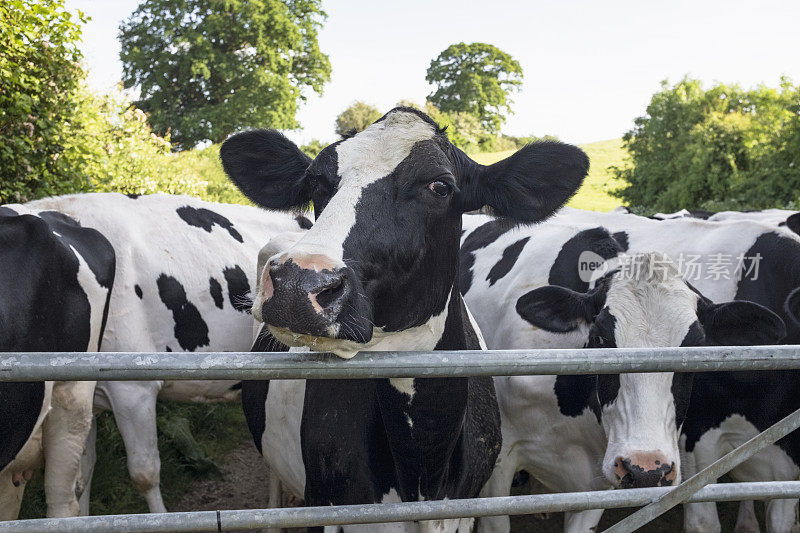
(634, 206, 800, 236)
(459, 215, 784, 533)
(19, 192, 308, 514)
(707, 209, 800, 236)
(0, 204, 115, 519)
(551, 207, 800, 533)
(649, 209, 716, 220)
(220, 107, 589, 531)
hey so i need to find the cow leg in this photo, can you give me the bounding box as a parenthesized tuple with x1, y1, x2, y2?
(43, 380, 96, 517)
(267, 475, 284, 533)
(103, 380, 166, 513)
(0, 469, 27, 521)
(475, 453, 517, 533)
(563, 510, 605, 533)
(78, 417, 97, 515)
(728, 444, 800, 533)
(733, 500, 761, 533)
(765, 499, 798, 533)
(682, 437, 722, 533)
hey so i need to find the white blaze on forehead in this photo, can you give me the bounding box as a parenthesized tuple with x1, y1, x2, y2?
(287, 111, 437, 264)
(606, 252, 699, 349)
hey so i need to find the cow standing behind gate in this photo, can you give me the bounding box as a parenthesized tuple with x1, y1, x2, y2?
(0, 205, 115, 519)
(221, 107, 589, 531)
(459, 215, 785, 533)
(14, 192, 309, 515)
(554, 207, 800, 532)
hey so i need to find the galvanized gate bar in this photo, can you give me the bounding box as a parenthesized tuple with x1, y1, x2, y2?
(2, 345, 800, 381)
(603, 406, 800, 533)
(4, 481, 800, 532)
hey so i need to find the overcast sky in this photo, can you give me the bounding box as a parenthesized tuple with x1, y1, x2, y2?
(65, 0, 800, 146)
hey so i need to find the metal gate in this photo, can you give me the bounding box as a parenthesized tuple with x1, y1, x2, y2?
(2, 345, 799, 532)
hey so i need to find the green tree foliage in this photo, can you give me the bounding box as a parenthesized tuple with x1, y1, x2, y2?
(426, 42, 523, 133)
(614, 77, 800, 212)
(0, 0, 87, 203)
(334, 101, 382, 137)
(395, 99, 553, 154)
(300, 138, 326, 158)
(119, 0, 331, 150)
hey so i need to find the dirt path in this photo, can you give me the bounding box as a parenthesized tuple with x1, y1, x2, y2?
(175, 442, 749, 532)
(174, 440, 270, 512)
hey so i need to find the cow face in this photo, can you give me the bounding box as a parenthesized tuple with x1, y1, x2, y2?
(222, 107, 588, 358)
(516, 252, 785, 488)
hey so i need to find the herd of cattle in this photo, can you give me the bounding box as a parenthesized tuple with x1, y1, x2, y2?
(2, 107, 800, 532)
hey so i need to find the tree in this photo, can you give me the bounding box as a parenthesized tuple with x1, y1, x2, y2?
(426, 42, 523, 133)
(300, 139, 326, 158)
(335, 101, 382, 137)
(613, 77, 800, 212)
(0, 0, 87, 203)
(119, 0, 331, 150)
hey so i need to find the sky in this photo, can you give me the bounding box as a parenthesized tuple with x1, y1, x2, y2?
(65, 0, 800, 146)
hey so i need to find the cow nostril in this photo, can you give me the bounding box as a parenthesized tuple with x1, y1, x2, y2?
(316, 277, 345, 309)
(620, 472, 634, 489)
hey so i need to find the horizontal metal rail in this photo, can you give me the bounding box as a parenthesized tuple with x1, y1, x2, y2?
(2, 345, 800, 380)
(4, 481, 800, 532)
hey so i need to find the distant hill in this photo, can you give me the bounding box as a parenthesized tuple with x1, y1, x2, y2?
(167, 138, 627, 212)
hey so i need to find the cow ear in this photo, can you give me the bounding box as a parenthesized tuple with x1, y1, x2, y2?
(457, 141, 589, 222)
(221, 129, 314, 211)
(516, 285, 597, 333)
(786, 213, 800, 236)
(785, 287, 800, 328)
(698, 298, 787, 345)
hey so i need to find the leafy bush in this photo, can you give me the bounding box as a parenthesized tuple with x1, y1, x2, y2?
(613, 77, 800, 212)
(334, 101, 382, 136)
(161, 143, 249, 204)
(301, 139, 326, 158)
(70, 86, 212, 198)
(0, 0, 87, 203)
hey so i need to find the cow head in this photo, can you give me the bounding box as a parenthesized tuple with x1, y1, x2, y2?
(222, 107, 588, 358)
(516, 252, 785, 488)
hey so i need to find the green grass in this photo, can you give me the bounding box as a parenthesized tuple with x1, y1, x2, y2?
(164, 144, 251, 205)
(473, 139, 627, 211)
(19, 401, 250, 518)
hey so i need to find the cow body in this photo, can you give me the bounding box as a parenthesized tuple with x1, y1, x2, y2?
(459, 214, 783, 532)
(648, 207, 800, 236)
(0, 204, 115, 518)
(551, 207, 800, 532)
(221, 107, 589, 531)
(21, 192, 307, 513)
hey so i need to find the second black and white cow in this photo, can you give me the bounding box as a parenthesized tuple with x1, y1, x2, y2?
(221, 107, 589, 531)
(19, 192, 308, 514)
(459, 215, 784, 533)
(553, 207, 800, 532)
(0, 204, 115, 518)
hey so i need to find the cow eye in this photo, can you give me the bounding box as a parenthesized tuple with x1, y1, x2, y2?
(428, 180, 451, 197)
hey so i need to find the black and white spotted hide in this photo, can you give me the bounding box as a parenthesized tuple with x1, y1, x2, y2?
(222, 107, 589, 530)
